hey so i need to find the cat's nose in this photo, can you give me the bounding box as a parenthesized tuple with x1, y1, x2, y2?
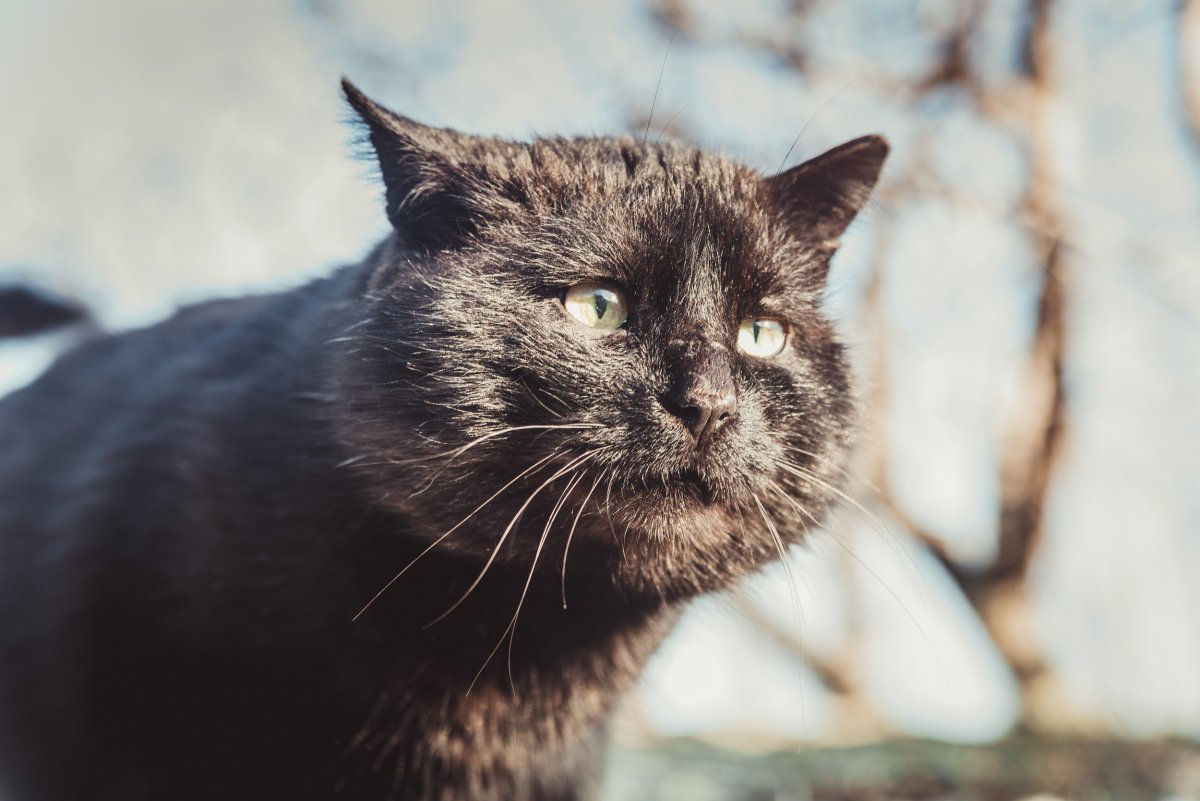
(661, 350, 738, 446)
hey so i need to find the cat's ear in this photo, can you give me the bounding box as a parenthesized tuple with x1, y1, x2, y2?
(764, 135, 889, 250)
(342, 78, 492, 252)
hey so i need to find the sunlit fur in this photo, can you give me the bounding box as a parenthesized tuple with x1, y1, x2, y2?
(0, 81, 887, 801)
(339, 84, 886, 604)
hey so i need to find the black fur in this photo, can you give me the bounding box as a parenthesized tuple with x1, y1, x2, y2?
(0, 80, 887, 801)
(0, 286, 89, 337)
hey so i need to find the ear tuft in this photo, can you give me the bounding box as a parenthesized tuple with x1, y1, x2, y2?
(765, 134, 889, 248)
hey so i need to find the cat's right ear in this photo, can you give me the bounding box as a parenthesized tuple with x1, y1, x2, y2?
(342, 78, 485, 252)
(763, 135, 889, 252)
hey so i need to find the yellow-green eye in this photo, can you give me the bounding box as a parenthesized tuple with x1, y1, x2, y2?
(562, 282, 628, 330)
(737, 318, 787, 357)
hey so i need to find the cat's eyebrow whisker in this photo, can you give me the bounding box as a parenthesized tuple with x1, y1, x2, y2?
(562, 473, 604, 610)
(776, 79, 856, 173)
(352, 450, 563, 621)
(652, 100, 702, 148)
(425, 449, 604, 630)
(642, 29, 677, 146)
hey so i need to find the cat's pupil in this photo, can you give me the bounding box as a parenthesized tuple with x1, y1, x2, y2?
(594, 294, 608, 320)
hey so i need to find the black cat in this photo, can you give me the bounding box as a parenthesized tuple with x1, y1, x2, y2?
(0, 80, 887, 800)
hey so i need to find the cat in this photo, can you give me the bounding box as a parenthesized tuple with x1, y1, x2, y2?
(0, 79, 887, 801)
(0, 286, 89, 338)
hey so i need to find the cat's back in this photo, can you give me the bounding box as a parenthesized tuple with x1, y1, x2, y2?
(1, 293, 260, 454)
(0, 268, 371, 800)
(0, 267, 373, 635)
(0, 284, 317, 610)
(0, 269, 361, 485)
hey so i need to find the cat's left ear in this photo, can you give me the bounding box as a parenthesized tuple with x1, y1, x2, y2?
(764, 135, 889, 250)
(342, 78, 504, 252)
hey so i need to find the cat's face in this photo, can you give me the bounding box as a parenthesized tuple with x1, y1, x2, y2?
(339, 81, 887, 601)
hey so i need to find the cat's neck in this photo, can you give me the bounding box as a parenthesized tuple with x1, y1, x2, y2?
(341, 511, 681, 686)
(331, 520, 681, 794)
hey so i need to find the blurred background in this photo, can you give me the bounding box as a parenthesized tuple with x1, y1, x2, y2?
(2, 0, 1198, 798)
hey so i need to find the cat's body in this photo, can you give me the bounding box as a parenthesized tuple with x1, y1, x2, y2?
(0, 81, 887, 800)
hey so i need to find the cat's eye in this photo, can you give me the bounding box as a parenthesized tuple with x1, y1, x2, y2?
(737, 318, 788, 358)
(562, 282, 628, 330)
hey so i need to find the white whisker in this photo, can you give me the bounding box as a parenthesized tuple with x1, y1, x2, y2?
(464, 452, 606, 696)
(503, 470, 587, 693)
(406, 422, 599, 497)
(753, 492, 808, 726)
(774, 456, 927, 598)
(426, 449, 602, 629)
(561, 473, 603, 610)
(351, 450, 562, 621)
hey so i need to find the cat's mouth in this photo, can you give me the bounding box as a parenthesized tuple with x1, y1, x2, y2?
(646, 466, 717, 506)
(672, 468, 711, 498)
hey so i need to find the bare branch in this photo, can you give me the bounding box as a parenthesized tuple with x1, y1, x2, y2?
(1180, 0, 1200, 157)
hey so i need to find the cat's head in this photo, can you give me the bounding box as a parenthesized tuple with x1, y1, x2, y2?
(338, 80, 887, 602)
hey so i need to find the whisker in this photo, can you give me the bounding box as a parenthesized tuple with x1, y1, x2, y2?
(752, 492, 808, 726)
(603, 469, 616, 517)
(503, 470, 587, 693)
(425, 449, 602, 629)
(561, 473, 604, 609)
(753, 493, 806, 653)
(653, 100, 702, 147)
(351, 450, 563, 621)
(774, 457, 895, 538)
(642, 29, 677, 146)
(774, 456, 927, 594)
(776, 79, 856, 172)
(600, 468, 627, 563)
(767, 476, 821, 530)
(464, 453, 605, 697)
(782, 444, 854, 480)
(406, 423, 601, 465)
(407, 422, 598, 497)
(519, 378, 567, 420)
(776, 469, 941, 659)
(823, 529, 942, 668)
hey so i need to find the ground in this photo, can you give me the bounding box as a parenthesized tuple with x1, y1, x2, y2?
(604, 736, 1200, 801)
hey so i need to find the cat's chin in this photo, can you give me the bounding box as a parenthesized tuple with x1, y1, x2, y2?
(606, 476, 733, 539)
(596, 492, 770, 602)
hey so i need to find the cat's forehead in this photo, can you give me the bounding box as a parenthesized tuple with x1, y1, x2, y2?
(526, 136, 759, 203)
(510, 137, 799, 306)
